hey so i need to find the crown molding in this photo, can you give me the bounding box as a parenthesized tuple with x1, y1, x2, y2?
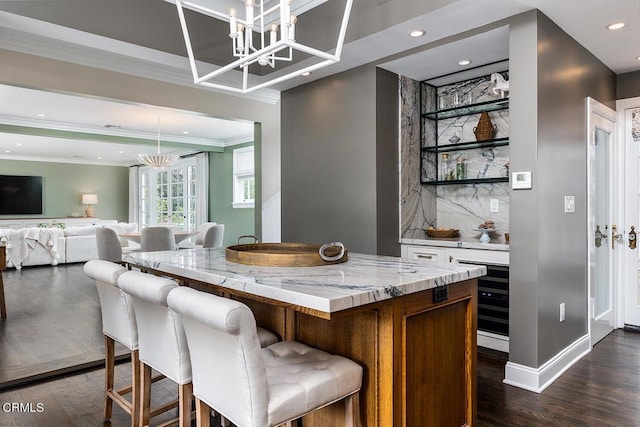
(0, 11, 280, 105)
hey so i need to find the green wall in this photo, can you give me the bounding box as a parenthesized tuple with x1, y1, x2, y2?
(0, 159, 129, 221)
(209, 143, 255, 247)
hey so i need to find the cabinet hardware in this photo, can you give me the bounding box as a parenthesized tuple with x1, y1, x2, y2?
(612, 224, 623, 249)
(629, 226, 637, 250)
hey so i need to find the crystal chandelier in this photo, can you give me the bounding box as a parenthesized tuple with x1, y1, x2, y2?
(175, 0, 353, 93)
(137, 117, 178, 168)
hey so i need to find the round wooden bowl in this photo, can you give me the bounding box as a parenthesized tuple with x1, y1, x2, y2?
(425, 228, 460, 239)
(225, 242, 348, 267)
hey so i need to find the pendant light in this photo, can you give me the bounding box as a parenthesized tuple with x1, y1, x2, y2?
(137, 117, 178, 168)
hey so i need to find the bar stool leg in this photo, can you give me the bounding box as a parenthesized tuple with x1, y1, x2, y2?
(139, 361, 152, 427)
(0, 272, 7, 319)
(195, 398, 211, 427)
(104, 335, 115, 420)
(131, 350, 141, 427)
(179, 383, 193, 427)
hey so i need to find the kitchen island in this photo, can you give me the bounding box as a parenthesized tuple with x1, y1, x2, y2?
(125, 248, 485, 427)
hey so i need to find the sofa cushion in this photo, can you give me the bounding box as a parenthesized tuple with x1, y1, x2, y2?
(64, 226, 98, 237)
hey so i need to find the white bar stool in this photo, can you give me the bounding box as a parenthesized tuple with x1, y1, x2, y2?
(84, 259, 141, 427)
(118, 270, 193, 427)
(167, 286, 363, 427)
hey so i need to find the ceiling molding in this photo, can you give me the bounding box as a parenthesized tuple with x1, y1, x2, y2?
(0, 11, 281, 105)
(0, 114, 234, 147)
(0, 153, 138, 167)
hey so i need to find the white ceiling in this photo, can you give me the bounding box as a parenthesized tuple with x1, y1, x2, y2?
(0, 0, 638, 166)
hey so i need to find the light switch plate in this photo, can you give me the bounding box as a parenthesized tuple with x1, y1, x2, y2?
(564, 196, 575, 213)
(490, 199, 499, 213)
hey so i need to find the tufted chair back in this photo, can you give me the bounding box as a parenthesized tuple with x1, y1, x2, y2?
(117, 271, 191, 385)
(83, 259, 137, 350)
(168, 286, 269, 427)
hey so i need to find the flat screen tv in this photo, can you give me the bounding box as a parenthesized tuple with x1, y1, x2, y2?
(0, 175, 43, 215)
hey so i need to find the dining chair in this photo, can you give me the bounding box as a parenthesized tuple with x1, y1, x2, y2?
(140, 226, 175, 252)
(117, 270, 193, 427)
(195, 222, 217, 246)
(167, 286, 363, 427)
(202, 224, 225, 249)
(83, 259, 141, 427)
(96, 227, 123, 263)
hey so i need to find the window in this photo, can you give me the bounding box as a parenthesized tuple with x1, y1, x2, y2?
(138, 157, 198, 230)
(233, 146, 255, 208)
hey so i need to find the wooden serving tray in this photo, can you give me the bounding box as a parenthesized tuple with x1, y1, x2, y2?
(225, 242, 348, 267)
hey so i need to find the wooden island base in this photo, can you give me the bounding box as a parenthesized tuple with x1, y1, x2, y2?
(239, 278, 477, 427)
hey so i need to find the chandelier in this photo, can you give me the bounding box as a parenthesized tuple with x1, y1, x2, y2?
(175, 0, 353, 93)
(137, 117, 178, 168)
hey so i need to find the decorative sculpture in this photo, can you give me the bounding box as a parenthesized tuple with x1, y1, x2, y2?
(490, 73, 509, 98)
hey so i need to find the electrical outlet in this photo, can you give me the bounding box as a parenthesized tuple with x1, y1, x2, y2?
(560, 303, 566, 322)
(490, 199, 499, 213)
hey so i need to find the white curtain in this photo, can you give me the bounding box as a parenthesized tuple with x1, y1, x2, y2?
(196, 152, 209, 224)
(129, 166, 139, 224)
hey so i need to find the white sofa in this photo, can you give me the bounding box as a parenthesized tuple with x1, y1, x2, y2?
(0, 221, 138, 269)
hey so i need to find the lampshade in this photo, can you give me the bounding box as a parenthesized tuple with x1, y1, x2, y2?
(82, 194, 98, 205)
(138, 117, 178, 169)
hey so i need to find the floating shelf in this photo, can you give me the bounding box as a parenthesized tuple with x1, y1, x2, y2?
(422, 98, 509, 120)
(422, 138, 509, 153)
(421, 177, 509, 186)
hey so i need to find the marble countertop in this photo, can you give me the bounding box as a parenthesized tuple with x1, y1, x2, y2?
(400, 237, 510, 252)
(124, 248, 486, 314)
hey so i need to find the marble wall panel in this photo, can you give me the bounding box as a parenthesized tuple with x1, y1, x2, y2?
(400, 72, 511, 242)
(401, 76, 436, 239)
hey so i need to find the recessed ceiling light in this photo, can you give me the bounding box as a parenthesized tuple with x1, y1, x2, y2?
(408, 29, 425, 38)
(4, 150, 10, 153)
(301, 71, 312, 76)
(183, 131, 189, 135)
(16, 143, 22, 146)
(97, 156, 102, 160)
(458, 59, 472, 66)
(118, 150, 124, 154)
(36, 113, 45, 117)
(606, 22, 625, 30)
(637, 56, 640, 61)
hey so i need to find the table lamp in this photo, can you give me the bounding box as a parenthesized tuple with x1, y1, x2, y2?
(82, 194, 98, 217)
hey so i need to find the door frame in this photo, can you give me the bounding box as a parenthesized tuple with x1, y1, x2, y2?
(616, 96, 640, 328)
(586, 97, 619, 345)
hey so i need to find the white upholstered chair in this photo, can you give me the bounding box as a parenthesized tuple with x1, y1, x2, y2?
(83, 260, 140, 427)
(140, 226, 175, 252)
(202, 224, 225, 249)
(167, 287, 363, 427)
(117, 271, 193, 427)
(96, 227, 124, 263)
(195, 222, 217, 246)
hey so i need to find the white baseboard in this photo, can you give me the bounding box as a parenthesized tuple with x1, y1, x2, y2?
(477, 330, 509, 353)
(503, 334, 590, 393)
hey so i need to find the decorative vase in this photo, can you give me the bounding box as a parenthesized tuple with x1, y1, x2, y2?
(473, 112, 497, 141)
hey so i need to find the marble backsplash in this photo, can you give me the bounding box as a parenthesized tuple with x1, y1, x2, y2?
(401, 72, 510, 241)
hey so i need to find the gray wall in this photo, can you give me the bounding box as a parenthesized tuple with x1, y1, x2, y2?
(618, 71, 640, 100)
(509, 10, 616, 368)
(281, 64, 399, 255)
(0, 159, 129, 221)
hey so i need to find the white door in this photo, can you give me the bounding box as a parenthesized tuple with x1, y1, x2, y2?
(619, 98, 640, 327)
(588, 98, 618, 346)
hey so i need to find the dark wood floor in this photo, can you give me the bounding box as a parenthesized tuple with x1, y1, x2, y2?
(2, 265, 640, 426)
(0, 264, 127, 390)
